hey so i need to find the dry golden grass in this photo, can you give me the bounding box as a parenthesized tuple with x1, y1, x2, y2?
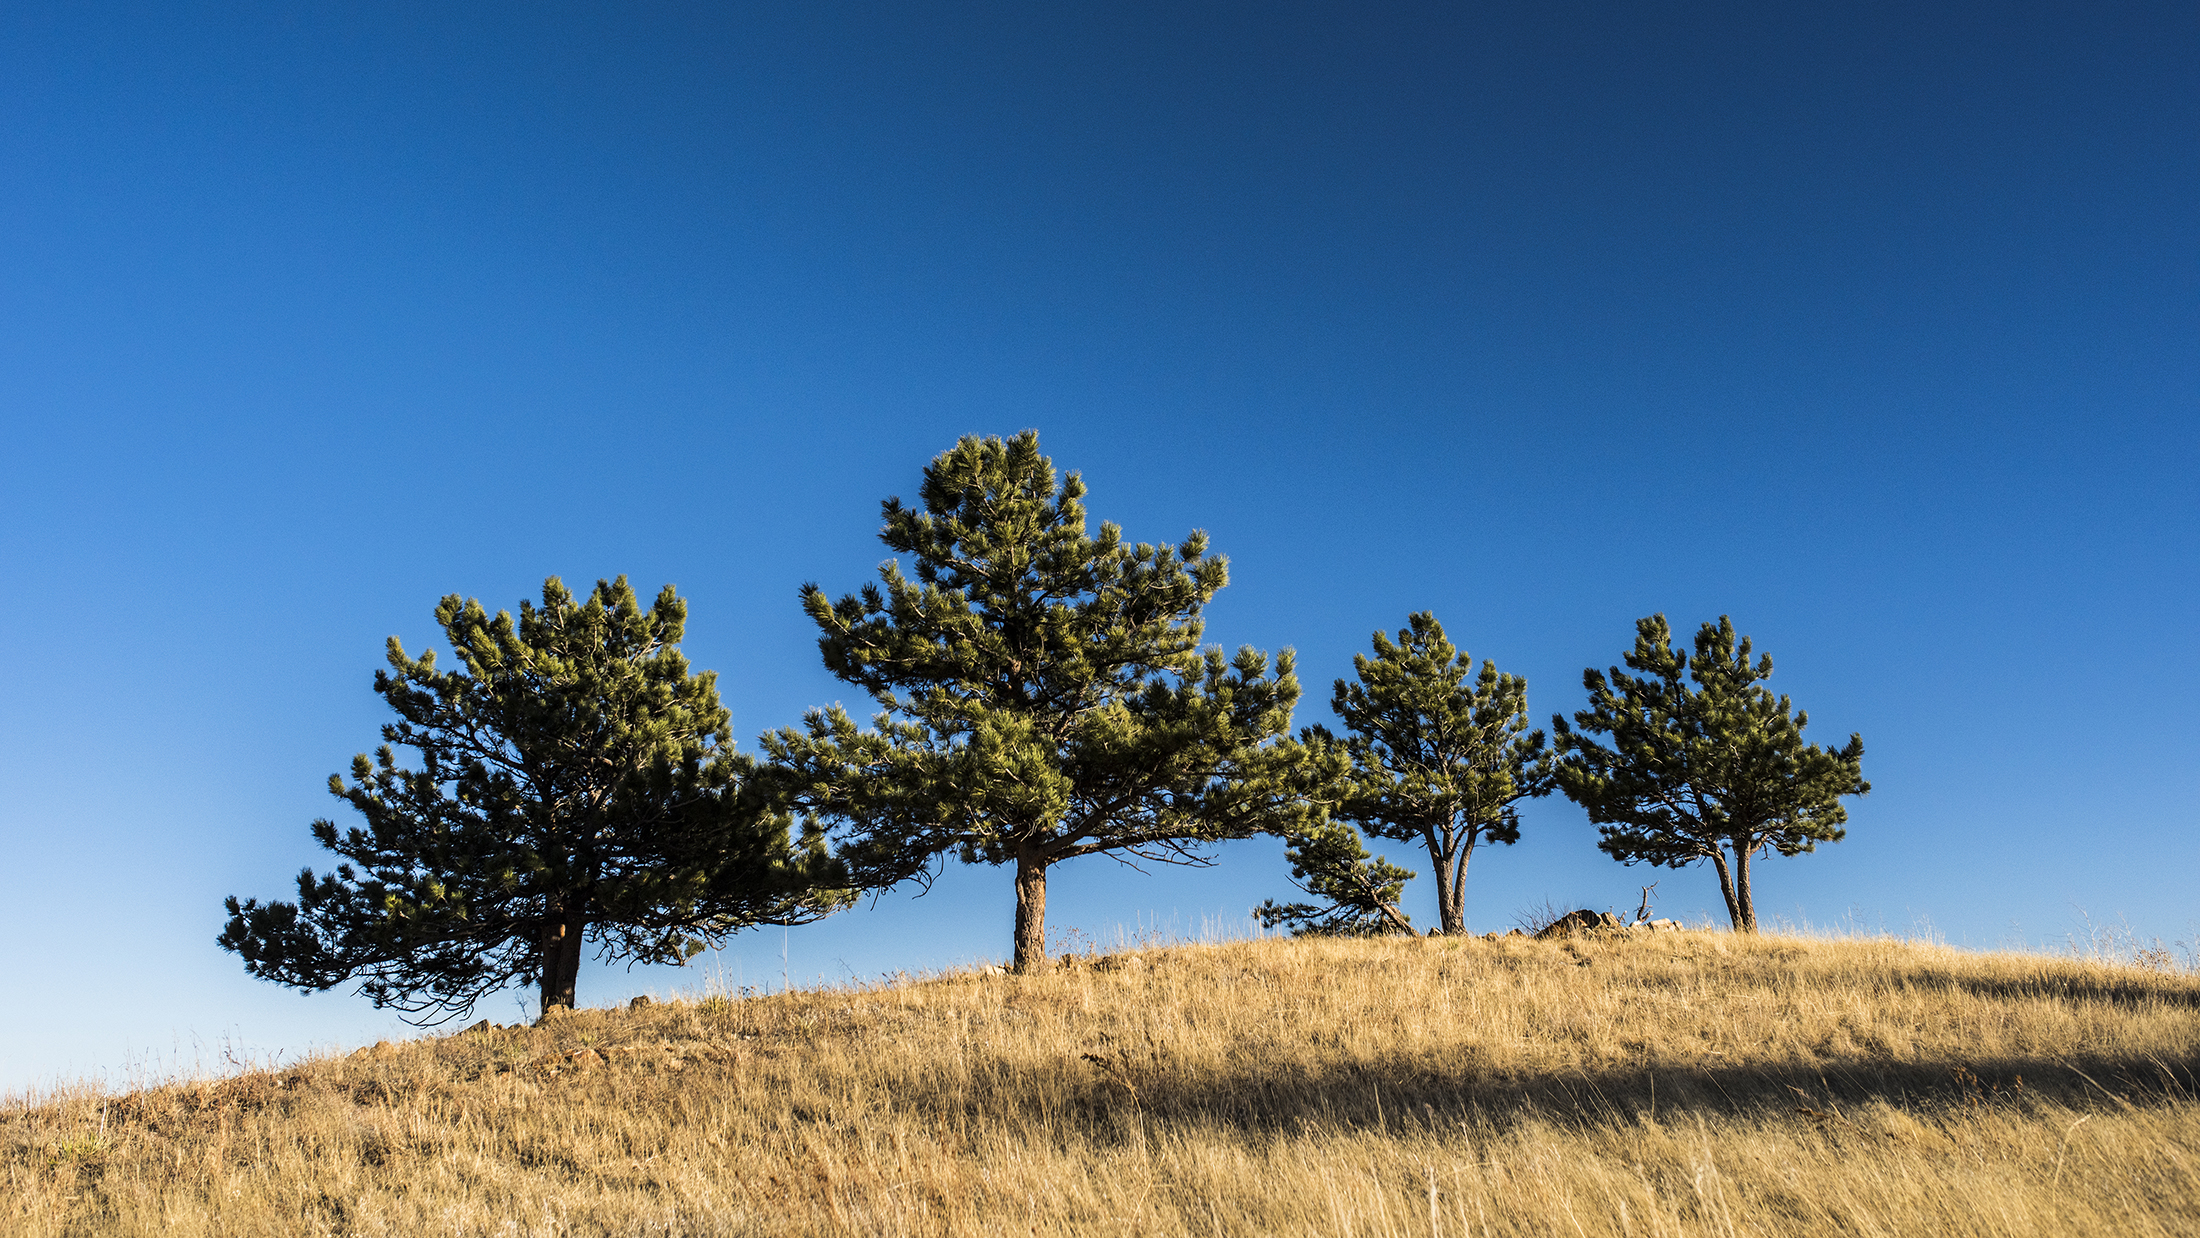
(7, 930, 2199, 1236)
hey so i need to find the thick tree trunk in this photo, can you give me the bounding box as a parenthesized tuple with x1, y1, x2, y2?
(1424, 828, 1458, 936)
(1437, 835, 1474, 936)
(1012, 847, 1049, 973)
(1708, 849, 1743, 932)
(1732, 842, 1758, 933)
(540, 907, 587, 1011)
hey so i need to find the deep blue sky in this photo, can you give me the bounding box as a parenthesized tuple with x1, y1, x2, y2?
(2, 2, 2193, 1090)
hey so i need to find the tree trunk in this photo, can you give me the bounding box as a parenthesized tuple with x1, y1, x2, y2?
(1437, 834, 1474, 936)
(1012, 846, 1049, 973)
(1423, 827, 1458, 935)
(1732, 842, 1758, 933)
(1707, 849, 1743, 931)
(1374, 895, 1417, 936)
(540, 907, 587, 1011)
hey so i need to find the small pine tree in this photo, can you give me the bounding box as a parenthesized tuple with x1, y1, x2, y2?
(220, 577, 845, 1019)
(766, 432, 1322, 972)
(1313, 612, 1553, 935)
(1254, 820, 1417, 937)
(1552, 615, 1868, 933)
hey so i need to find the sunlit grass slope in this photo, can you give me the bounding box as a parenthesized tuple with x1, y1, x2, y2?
(8, 930, 2198, 1236)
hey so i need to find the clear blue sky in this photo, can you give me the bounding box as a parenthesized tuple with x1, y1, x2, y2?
(2, 2, 2193, 1091)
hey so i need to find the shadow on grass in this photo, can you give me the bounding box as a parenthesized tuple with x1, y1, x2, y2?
(1899, 966, 2200, 1012)
(935, 1046, 2200, 1137)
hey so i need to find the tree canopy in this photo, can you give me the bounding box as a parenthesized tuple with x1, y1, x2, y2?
(220, 577, 845, 1019)
(1254, 819, 1416, 937)
(1552, 614, 1868, 933)
(1312, 611, 1553, 935)
(765, 432, 1322, 971)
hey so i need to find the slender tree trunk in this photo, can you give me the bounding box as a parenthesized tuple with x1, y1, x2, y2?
(1707, 849, 1743, 931)
(1732, 842, 1758, 933)
(1012, 846, 1048, 973)
(1377, 899, 1417, 936)
(1358, 869, 1418, 936)
(540, 905, 587, 1011)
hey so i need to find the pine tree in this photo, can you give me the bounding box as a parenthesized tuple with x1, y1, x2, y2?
(1254, 820, 1417, 937)
(1312, 612, 1552, 935)
(765, 432, 1321, 972)
(220, 577, 845, 1019)
(1552, 615, 1868, 933)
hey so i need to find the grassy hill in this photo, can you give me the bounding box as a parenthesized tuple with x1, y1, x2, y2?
(7, 929, 2198, 1236)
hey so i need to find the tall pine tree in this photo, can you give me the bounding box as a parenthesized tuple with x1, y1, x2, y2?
(220, 577, 845, 1019)
(1553, 615, 1868, 933)
(766, 432, 1321, 972)
(1312, 612, 1553, 935)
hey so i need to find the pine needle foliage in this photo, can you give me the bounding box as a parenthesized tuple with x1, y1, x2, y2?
(1552, 614, 1868, 933)
(1254, 819, 1417, 936)
(765, 432, 1323, 972)
(1308, 611, 1554, 935)
(219, 577, 845, 1020)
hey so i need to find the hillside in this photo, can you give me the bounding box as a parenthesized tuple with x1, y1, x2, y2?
(7, 930, 2198, 1236)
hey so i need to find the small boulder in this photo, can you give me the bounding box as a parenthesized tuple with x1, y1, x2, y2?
(1534, 909, 1627, 940)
